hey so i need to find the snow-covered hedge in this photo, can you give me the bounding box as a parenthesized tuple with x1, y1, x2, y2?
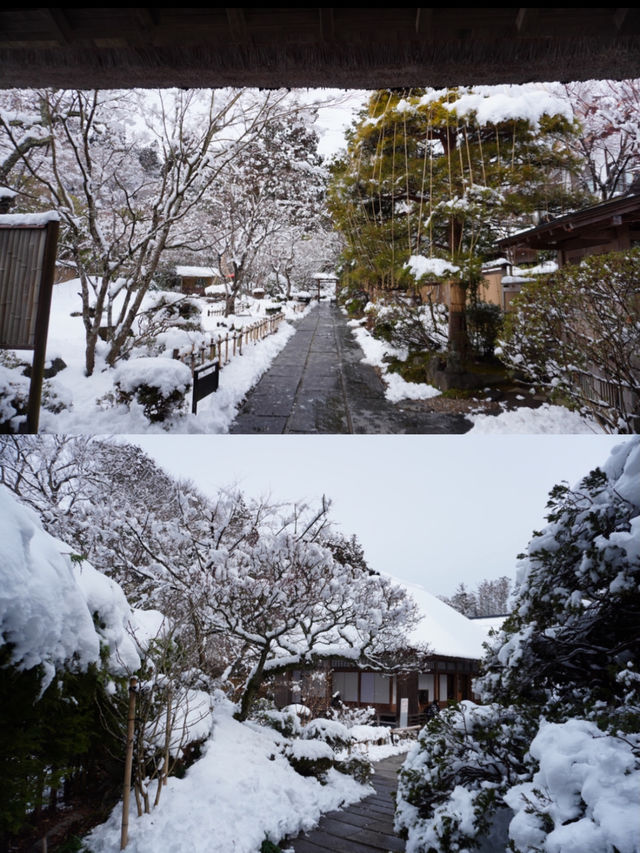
(499, 249, 640, 432)
(506, 719, 640, 853)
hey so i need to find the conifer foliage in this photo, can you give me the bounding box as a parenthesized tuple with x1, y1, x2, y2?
(396, 438, 640, 853)
(329, 87, 586, 356)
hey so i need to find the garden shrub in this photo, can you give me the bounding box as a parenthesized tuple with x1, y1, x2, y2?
(283, 739, 335, 782)
(334, 754, 373, 785)
(465, 300, 503, 357)
(499, 248, 640, 432)
(113, 357, 192, 423)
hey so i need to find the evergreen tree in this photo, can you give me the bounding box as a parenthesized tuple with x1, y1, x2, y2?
(396, 439, 640, 852)
(329, 87, 587, 356)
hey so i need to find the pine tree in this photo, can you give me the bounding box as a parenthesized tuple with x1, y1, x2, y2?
(329, 87, 587, 356)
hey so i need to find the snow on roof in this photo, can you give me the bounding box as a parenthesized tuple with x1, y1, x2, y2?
(521, 260, 558, 276)
(205, 282, 228, 294)
(175, 265, 219, 278)
(482, 257, 510, 270)
(0, 211, 59, 226)
(470, 615, 508, 636)
(502, 275, 532, 285)
(387, 575, 490, 659)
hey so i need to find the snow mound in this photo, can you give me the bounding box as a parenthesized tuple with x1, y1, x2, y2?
(113, 357, 192, 395)
(0, 487, 141, 692)
(87, 697, 371, 853)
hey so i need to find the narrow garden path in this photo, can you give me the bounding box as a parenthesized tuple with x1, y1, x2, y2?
(229, 303, 471, 434)
(289, 754, 406, 853)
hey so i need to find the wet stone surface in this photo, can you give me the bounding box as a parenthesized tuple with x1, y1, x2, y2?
(229, 303, 472, 434)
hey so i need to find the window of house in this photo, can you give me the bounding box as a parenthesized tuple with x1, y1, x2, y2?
(418, 673, 434, 700)
(332, 671, 358, 702)
(360, 672, 390, 703)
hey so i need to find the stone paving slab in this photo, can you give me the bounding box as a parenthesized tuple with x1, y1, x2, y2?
(229, 302, 471, 434)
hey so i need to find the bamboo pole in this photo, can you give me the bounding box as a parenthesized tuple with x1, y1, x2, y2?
(120, 677, 138, 851)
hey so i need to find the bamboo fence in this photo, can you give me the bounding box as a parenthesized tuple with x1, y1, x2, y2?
(172, 311, 286, 375)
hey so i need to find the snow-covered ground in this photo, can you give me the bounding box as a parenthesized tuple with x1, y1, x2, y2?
(2, 280, 308, 434)
(348, 318, 605, 434)
(86, 696, 376, 853)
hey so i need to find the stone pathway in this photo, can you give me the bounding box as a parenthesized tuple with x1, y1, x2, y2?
(288, 754, 406, 853)
(229, 303, 471, 434)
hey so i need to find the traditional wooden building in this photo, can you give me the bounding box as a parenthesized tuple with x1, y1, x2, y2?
(175, 265, 222, 296)
(497, 188, 640, 267)
(275, 580, 495, 727)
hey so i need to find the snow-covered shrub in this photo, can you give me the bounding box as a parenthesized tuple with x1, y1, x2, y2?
(395, 702, 533, 852)
(0, 357, 70, 432)
(334, 754, 373, 785)
(366, 299, 448, 354)
(0, 487, 143, 837)
(303, 717, 352, 750)
(113, 357, 192, 422)
(329, 700, 376, 728)
(395, 438, 640, 853)
(255, 707, 303, 739)
(506, 719, 640, 853)
(350, 724, 392, 747)
(0, 362, 29, 431)
(283, 739, 335, 782)
(499, 249, 640, 432)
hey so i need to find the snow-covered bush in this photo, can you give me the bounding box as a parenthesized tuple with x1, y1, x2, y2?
(283, 738, 335, 782)
(499, 249, 640, 432)
(0, 486, 143, 838)
(113, 356, 192, 422)
(303, 718, 352, 750)
(0, 362, 29, 431)
(329, 701, 376, 728)
(395, 438, 640, 853)
(395, 702, 533, 852)
(0, 357, 70, 432)
(255, 706, 303, 738)
(334, 754, 373, 785)
(366, 299, 448, 354)
(506, 719, 640, 853)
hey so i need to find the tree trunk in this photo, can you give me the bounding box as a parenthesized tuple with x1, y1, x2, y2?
(235, 647, 269, 721)
(448, 280, 470, 360)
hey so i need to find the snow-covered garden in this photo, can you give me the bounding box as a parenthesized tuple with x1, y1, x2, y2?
(1, 435, 639, 851)
(1, 278, 310, 433)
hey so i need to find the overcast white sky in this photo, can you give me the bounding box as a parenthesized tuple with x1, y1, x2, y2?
(130, 434, 623, 598)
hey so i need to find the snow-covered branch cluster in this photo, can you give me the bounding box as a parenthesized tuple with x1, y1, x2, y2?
(395, 438, 640, 853)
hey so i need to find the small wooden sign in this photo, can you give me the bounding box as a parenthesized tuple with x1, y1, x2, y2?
(0, 215, 59, 432)
(192, 359, 220, 414)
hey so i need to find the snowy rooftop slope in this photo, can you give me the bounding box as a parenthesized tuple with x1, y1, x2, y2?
(0, 486, 142, 691)
(387, 576, 490, 659)
(175, 265, 219, 278)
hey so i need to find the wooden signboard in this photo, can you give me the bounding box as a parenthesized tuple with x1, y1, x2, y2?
(0, 216, 59, 432)
(192, 359, 220, 414)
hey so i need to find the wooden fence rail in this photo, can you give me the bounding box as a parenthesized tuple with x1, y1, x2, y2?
(172, 311, 285, 375)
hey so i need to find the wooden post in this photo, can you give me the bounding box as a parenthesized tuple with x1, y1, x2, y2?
(121, 677, 138, 851)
